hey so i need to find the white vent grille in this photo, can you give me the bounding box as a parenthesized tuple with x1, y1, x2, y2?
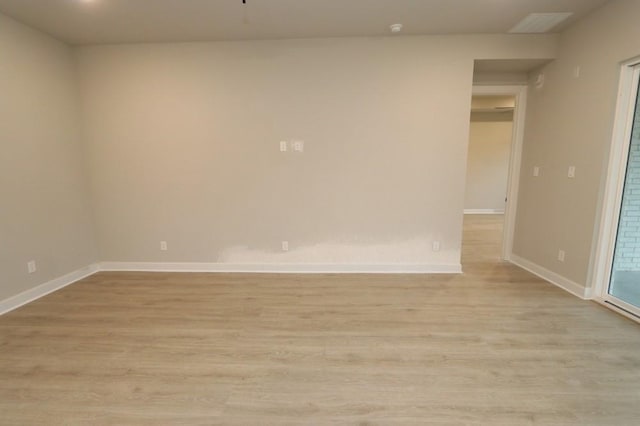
(509, 12, 573, 34)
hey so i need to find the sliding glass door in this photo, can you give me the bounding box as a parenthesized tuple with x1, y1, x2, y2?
(609, 65, 640, 314)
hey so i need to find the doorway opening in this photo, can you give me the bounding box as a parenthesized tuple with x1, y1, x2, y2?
(463, 94, 515, 265)
(462, 85, 527, 268)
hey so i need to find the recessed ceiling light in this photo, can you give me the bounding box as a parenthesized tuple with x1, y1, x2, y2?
(509, 12, 573, 34)
(390, 24, 403, 34)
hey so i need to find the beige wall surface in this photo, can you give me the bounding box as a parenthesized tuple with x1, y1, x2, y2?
(465, 119, 513, 211)
(76, 35, 556, 268)
(513, 0, 640, 286)
(473, 72, 528, 86)
(0, 14, 97, 300)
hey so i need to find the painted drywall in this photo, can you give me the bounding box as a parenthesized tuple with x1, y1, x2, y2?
(464, 119, 513, 212)
(513, 0, 640, 287)
(473, 72, 528, 86)
(75, 35, 555, 269)
(0, 14, 97, 300)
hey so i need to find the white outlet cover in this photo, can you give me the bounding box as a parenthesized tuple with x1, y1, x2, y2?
(432, 241, 441, 252)
(568, 166, 576, 178)
(160, 241, 168, 251)
(533, 166, 540, 177)
(281, 241, 289, 251)
(292, 140, 304, 152)
(280, 141, 288, 152)
(558, 250, 566, 262)
(27, 260, 36, 273)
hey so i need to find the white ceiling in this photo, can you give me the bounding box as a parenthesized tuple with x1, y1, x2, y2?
(0, 0, 611, 46)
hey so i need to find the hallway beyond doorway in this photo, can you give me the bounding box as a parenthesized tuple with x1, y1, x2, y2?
(462, 214, 505, 266)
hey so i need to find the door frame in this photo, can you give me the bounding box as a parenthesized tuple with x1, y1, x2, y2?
(591, 56, 640, 320)
(471, 85, 528, 261)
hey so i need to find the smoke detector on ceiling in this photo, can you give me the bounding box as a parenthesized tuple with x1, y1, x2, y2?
(509, 12, 573, 34)
(390, 24, 403, 34)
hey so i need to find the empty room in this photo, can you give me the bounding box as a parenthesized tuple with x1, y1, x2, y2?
(1, 0, 640, 424)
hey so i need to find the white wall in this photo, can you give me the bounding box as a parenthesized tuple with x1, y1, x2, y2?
(513, 0, 640, 287)
(464, 118, 513, 212)
(76, 35, 556, 270)
(0, 14, 97, 301)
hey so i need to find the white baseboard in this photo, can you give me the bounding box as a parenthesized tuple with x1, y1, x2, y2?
(464, 209, 505, 215)
(0, 263, 100, 315)
(510, 254, 590, 299)
(583, 287, 594, 300)
(99, 262, 462, 274)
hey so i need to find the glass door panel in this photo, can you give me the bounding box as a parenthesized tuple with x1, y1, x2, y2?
(610, 77, 640, 309)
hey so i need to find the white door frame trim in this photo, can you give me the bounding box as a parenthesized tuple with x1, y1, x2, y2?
(591, 56, 640, 317)
(471, 85, 528, 261)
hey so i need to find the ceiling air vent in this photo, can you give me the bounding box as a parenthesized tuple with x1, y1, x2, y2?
(509, 12, 573, 34)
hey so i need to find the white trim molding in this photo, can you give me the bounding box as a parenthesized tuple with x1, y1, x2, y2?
(464, 209, 505, 215)
(0, 263, 100, 315)
(510, 254, 591, 300)
(99, 262, 462, 274)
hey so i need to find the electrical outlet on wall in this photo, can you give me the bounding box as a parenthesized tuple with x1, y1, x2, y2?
(281, 241, 289, 252)
(432, 241, 441, 252)
(27, 260, 36, 274)
(533, 166, 540, 177)
(160, 241, 168, 251)
(558, 250, 566, 262)
(292, 140, 304, 152)
(568, 166, 576, 178)
(280, 141, 288, 152)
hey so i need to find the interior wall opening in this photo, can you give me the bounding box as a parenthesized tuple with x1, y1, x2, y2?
(462, 95, 515, 267)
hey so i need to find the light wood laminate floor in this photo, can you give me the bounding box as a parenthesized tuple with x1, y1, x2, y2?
(1, 215, 639, 425)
